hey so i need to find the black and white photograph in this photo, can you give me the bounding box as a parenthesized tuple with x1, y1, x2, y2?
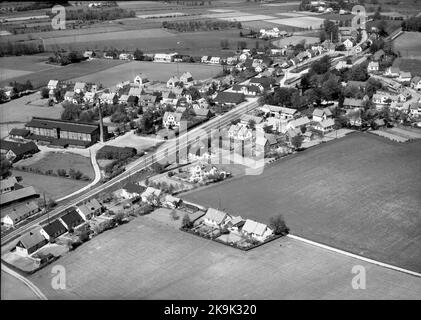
(0, 0, 420, 305)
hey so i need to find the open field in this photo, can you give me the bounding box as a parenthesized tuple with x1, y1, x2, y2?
(27, 217, 421, 299)
(393, 32, 421, 60)
(265, 16, 325, 29)
(105, 132, 163, 152)
(15, 151, 94, 179)
(1, 271, 39, 300)
(12, 169, 88, 201)
(0, 59, 127, 89)
(272, 35, 320, 47)
(392, 58, 421, 76)
(71, 61, 222, 88)
(184, 133, 421, 273)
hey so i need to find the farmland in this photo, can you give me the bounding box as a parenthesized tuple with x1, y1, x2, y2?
(272, 35, 320, 47)
(27, 216, 421, 299)
(71, 61, 223, 88)
(392, 58, 421, 76)
(0, 59, 127, 88)
(184, 133, 421, 273)
(393, 32, 421, 60)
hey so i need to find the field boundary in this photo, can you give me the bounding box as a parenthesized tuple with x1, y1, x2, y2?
(287, 234, 421, 278)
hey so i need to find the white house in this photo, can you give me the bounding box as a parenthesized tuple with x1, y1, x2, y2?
(1, 201, 40, 227)
(128, 87, 143, 98)
(134, 75, 148, 86)
(179, 72, 193, 84)
(99, 92, 117, 105)
(15, 231, 47, 256)
(210, 56, 221, 64)
(154, 53, 176, 63)
(286, 116, 310, 131)
(384, 67, 400, 77)
(398, 71, 412, 83)
(47, 80, 59, 91)
(141, 187, 162, 205)
(117, 183, 145, 200)
(203, 208, 231, 228)
(312, 107, 332, 122)
(313, 118, 335, 133)
(163, 111, 183, 128)
(83, 91, 96, 103)
(343, 38, 354, 49)
(73, 82, 87, 94)
(0, 176, 18, 194)
(167, 76, 179, 88)
(76, 198, 102, 221)
(367, 61, 379, 73)
(241, 219, 273, 242)
(119, 53, 133, 60)
(64, 91, 78, 104)
(409, 102, 421, 117)
(410, 76, 421, 90)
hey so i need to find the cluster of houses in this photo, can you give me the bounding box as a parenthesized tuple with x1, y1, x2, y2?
(14, 198, 103, 256)
(259, 27, 288, 39)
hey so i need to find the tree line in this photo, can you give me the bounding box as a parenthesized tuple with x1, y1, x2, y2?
(0, 40, 44, 57)
(162, 20, 242, 32)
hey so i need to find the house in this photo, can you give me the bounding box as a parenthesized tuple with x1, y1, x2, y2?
(367, 61, 379, 73)
(1, 201, 40, 227)
(214, 92, 245, 106)
(47, 80, 59, 91)
(241, 219, 273, 242)
(167, 76, 179, 88)
(354, 45, 362, 53)
(8, 128, 30, 140)
(384, 66, 400, 77)
(0, 186, 39, 208)
(141, 187, 162, 205)
(409, 102, 421, 117)
(139, 94, 157, 107)
(162, 194, 182, 209)
(119, 53, 133, 60)
(83, 91, 96, 104)
(128, 87, 143, 98)
(15, 230, 47, 256)
(99, 92, 117, 105)
(64, 91, 78, 104)
(73, 82, 87, 94)
(335, 60, 351, 70)
(249, 77, 273, 91)
(83, 50, 95, 60)
(76, 198, 102, 220)
(372, 91, 392, 105)
(40, 219, 67, 241)
(313, 118, 335, 133)
(374, 118, 386, 128)
(210, 56, 220, 64)
(260, 105, 298, 120)
(203, 208, 231, 228)
(343, 98, 364, 109)
(286, 116, 310, 131)
(343, 39, 354, 49)
(372, 49, 385, 61)
(59, 209, 85, 230)
(398, 71, 412, 83)
(0, 176, 18, 194)
(410, 76, 421, 91)
(226, 216, 245, 233)
(312, 108, 332, 122)
(189, 163, 220, 183)
(134, 75, 148, 86)
(118, 182, 146, 200)
(398, 90, 411, 102)
(194, 108, 212, 119)
(163, 111, 184, 128)
(118, 94, 129, 105)
(180, 72, 193, 84)
(154, 53, 176, 63)
(0, 140, 39, 163)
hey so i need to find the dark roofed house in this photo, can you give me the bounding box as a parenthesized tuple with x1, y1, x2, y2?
(59, 209, 85, 230)
(214, 92, 245, 106)
(40, 219, 67, 240)
(194, 108, 213, 119)
(0, 186, 39, 207)
(9, 128, 30, 140)
(25, 117, 107, 148)
(1, 201, 40, 227)
(15, 230, 47, 256)
(0, 140, 39, 163)
(343, 98, 364, 109)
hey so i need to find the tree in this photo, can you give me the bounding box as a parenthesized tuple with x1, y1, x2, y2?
(79, 229, 90, 242)
(133, 48, 144, 60)
(40, 87, 49, 99)
(291, 134, 304, 150)
(181, 213, 193, 229)
(0, 158, 12, 178)
(114, 211, 125, 225)
(269, 214, 289, 235)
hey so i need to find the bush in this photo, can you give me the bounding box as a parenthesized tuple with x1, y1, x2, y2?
(181, 214, 193, 229)
(97, 145, 137, 160)
(269, 214, 289, 235)
(79, 230, 90, 243)
(40, 87, 49, 99)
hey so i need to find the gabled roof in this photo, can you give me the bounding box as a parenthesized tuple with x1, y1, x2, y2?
(240, 114, 263, 124)
(318, 118, 335, 128)
(400, 71, 412, 78)
(289, 116, 310, 127)
(48, 80, 58, 87)
(42, 219, 67, 238)
(0, 140, 39, 156)
(312, 107, 332, 118)
(411, 76, 421, 83)
(141, 187, 161, 199)
(64, 91, 75, 99)
(163, 111, 183, 122)
(242, 219, 271, 236)
(60, 209, 83, 228)
(128, 87, 143, 97)
(0, 176, 18, 192)
(2, 201, 38, 221)
(74, 82, 86, 90)
(204, 208, 230, 225)
(17, 230, 46, 250)
(343, 98, 364, 107)
(194, 108, 211, 117)
(0, 186, 38, 206)
(78, 198, 102, 216)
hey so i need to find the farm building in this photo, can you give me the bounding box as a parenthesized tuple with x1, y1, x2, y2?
(1, 201, 40, 227)
(25, 117, 108, 148)
(0, 186, 39, 208)
(0, 140, 39, 163)
(15, 230, 47, 256)
(0, 176, 18, 194)
(214, 92, 245, 106)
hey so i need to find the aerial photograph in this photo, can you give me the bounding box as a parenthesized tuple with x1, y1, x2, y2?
(0, 0, 420, 305)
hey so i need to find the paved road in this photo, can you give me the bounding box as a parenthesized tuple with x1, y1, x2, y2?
(1, 97, 260, 246)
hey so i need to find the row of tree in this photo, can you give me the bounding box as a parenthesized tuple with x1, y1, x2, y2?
(162, 20, 242, 32)
(0, 40, 44, 57)
(47, 7, 135, 22)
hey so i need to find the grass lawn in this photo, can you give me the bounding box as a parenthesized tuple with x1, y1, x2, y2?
(70, 61, 223, 88)
(393, 57, 421, 76)
(1, 271, 39, 300)
(393, 32, 421, 60)
(27, 217, 421, 299)
(0, 59, 127, 89)
(13, 170, 89, 201)
(15, 151, 94, 179)
(183, 133, 421, 273)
